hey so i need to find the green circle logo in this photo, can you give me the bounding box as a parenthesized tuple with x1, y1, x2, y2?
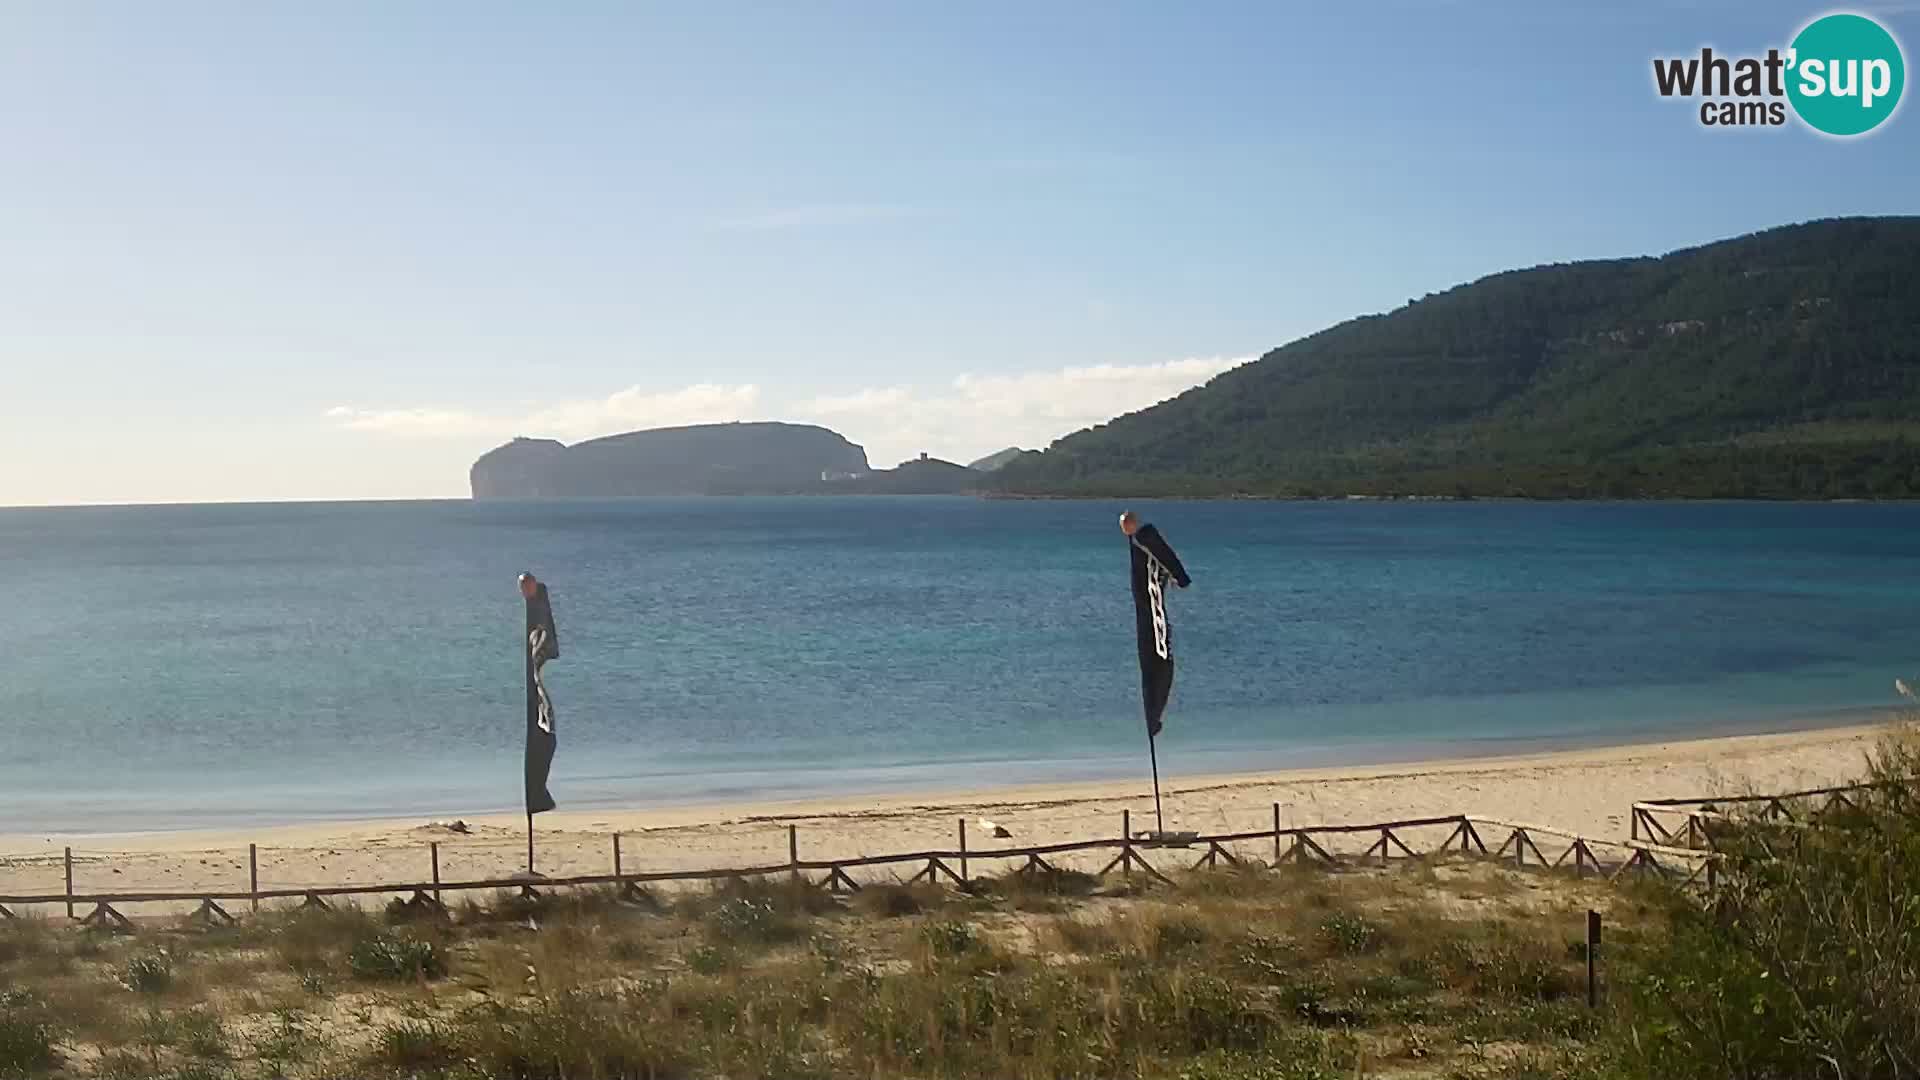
(1787, 13, 1905, 136)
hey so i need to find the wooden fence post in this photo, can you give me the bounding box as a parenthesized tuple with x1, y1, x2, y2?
(1586, 910, 1601, 1007)
(788, 824, 800, 883)
(957, 818, 968, 883)
(1273, 803, 1282, 867)
(430, 842, 441, 905)
(1122, 809, 1132, 880)
(248, 844, 259, 914)
(613, 833, 622, 877)
(64, 847, 73, 919)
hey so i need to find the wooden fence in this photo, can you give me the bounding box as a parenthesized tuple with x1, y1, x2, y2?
(1628, 779, 1893, 850)
(0, 804, 1713, 931)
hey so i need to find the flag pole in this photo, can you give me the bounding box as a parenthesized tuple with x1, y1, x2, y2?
(526, 810, 535, 874)
(1147, 730, 1164, 836)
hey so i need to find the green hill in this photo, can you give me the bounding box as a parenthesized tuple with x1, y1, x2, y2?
(998, 217, 1920, 499)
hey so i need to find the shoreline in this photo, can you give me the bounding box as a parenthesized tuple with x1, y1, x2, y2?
(0, 720, 1895, 912)
(3, 704, 1894, 843)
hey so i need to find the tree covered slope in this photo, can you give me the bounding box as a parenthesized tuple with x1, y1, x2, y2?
(998, 217, 1920, 498)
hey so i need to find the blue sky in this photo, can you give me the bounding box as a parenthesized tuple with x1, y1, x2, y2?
(2, 2, 1915, 505)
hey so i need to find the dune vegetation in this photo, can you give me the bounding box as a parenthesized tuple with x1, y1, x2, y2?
(1, 727, 1914, 1080)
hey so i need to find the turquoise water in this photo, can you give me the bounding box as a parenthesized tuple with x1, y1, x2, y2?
(0, 498, 1914, 833)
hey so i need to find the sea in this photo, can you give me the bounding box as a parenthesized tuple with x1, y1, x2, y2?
(1, 497, 1915, 835)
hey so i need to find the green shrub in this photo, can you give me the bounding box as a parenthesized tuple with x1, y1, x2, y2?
(347, 933, 445, 981)
(1280, 971, 1365, 1028)
(706, 897, 800, 945)
(1317, 912, 1382, 955)
(919, 920, 981, 957)
(1233, 932, 1299, 983)
(687, 944, 734, 974)
(1589, 728, 1920, 1080)
(0, 991, 56, 1076)
(119, 951, 174, 994)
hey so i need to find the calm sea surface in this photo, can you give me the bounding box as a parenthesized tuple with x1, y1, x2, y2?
(0, 498, 1915, 833)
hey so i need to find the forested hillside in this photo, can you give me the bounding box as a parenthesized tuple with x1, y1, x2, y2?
(999, 217, 1920, 498)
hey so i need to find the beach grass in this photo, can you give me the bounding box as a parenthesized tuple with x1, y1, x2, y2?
(2, 723, 1914, 1079)
(0, 850, 1632, 1080)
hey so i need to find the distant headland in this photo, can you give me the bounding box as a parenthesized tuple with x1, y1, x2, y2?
(469, 422, 996, 498)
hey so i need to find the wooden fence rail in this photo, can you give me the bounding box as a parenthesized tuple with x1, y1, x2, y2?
(1634, 779, 1893, 810)
(1628, 779, 1896, 846)
(0, 802, 1727, 928)
(1466, 816, 1719, 888)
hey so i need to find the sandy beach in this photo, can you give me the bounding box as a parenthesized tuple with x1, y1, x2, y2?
(0, 720, 1897, 913)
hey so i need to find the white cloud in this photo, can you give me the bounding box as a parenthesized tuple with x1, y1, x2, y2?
(952, 357, 1242, 422)
(791, 355, 1248, 467)
(326, 355, 1248, 471)
(522, 383, 762, 438)
(325, 384, 762, 442)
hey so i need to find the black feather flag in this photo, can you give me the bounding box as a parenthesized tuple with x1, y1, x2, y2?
(1128, 523, 1191, 737)
(522, 575, 559, 815)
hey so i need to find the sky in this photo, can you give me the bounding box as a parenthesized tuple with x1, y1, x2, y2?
(1, 2, 1916, 506)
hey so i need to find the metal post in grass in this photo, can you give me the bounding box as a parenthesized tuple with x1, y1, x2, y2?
(64, 847, 73, 919)
(1586, 910, 1601, 1008)
(249, 844, 259, 913)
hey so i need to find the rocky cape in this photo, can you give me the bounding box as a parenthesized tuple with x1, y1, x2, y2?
(469, 422, 988, 497)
